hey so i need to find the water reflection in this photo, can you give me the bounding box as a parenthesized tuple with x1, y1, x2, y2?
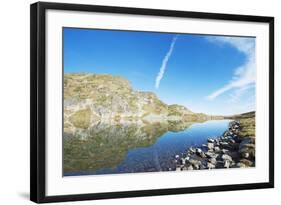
(64, 120, 230, 176)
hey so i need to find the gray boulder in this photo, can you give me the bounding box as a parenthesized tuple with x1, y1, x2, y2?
(242, 152, 250, 159)
(214, 146, 220, 152)
(207, 142, 214, 150)
(208, 157, 217, 165)
(189, 159, 202, 167)
(224, 160, 231, 168)
(188, 147, 196, 154)
(207, 162, 216, 169)
(205, 151, 217, 158)
(222, 154, 232, 162)
(221, 149, 229, 154)
(187, 165, 193, 170)
(207, 138, 215, 143)
(196, 148, 202, 154)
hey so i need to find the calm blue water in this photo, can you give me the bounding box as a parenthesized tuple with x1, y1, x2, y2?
(64, 120, 231, 176)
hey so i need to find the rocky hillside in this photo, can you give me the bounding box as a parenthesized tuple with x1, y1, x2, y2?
(64, 73, 221, 131)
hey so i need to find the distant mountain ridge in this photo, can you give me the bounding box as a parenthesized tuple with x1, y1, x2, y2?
(64, 73, 223, 131)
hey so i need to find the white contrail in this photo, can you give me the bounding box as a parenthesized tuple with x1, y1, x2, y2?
(155, 35, 179, 89)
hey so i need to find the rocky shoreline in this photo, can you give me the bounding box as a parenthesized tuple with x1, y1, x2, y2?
(174, 120, 255, 171)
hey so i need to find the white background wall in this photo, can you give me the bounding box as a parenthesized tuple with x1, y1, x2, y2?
(0, 0, 279, 204)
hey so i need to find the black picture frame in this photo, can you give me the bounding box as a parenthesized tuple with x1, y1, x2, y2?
(30, 1, 274, 203)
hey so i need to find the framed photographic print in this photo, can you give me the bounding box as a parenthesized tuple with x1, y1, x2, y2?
(30, 1, 274, 203)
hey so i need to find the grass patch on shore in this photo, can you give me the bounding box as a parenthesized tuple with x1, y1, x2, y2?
(240, 117, 255, 137)
(231, 111, 255, 137)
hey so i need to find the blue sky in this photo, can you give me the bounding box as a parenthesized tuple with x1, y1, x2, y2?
(64, 28, 256, 115)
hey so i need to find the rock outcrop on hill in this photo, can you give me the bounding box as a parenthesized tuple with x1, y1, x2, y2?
(64, 73, 222, 131)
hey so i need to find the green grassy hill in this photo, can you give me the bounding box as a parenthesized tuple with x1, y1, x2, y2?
(64, 73, 222, 131)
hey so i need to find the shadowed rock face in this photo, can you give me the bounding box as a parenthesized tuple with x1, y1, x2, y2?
(63, 121, 195, 174)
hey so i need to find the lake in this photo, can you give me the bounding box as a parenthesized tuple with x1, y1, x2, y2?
(64, 119, 231, 176)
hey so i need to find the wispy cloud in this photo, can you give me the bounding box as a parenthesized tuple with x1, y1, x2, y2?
(228, 84, 255, 103)
(155, 35, 179, 89)
(206, 36, 256, 101)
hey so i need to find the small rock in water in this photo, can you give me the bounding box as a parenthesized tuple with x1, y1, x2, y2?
(207, 138, 215, 143)
(202, 144, 208, 148)
(196, 148, 202, 154)
(189, 147, 196, 154)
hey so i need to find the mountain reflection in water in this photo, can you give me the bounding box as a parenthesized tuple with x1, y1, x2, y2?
(63, 120, 230, 176)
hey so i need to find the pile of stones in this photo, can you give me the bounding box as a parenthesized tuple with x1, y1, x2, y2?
(174, 121, 255, 171)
